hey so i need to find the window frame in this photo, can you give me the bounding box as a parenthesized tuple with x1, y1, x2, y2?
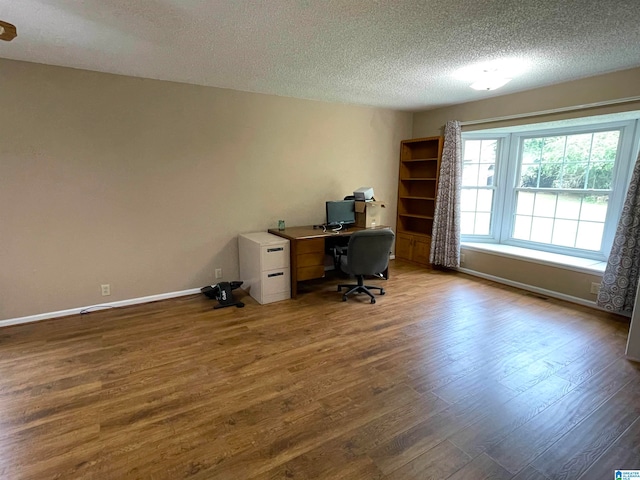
(461, 118, 640, 261)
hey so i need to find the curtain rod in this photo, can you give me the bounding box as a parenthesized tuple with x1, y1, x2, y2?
(459, 95, 640, 126)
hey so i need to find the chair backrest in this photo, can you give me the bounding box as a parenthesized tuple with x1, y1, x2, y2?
(346, 229, 395, 276)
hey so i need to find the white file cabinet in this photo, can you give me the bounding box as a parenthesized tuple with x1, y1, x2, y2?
(238, 232, 291, 304)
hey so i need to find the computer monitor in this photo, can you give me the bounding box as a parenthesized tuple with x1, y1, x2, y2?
(326, 200, 355, 227)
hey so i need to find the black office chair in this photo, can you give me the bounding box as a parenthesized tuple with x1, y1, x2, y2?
(337, 229, 395, 304)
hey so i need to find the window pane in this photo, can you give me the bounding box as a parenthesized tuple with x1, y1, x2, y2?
(552, 219, 578, 247)
(591, 131, 620, 162)
(462, 163, 480, 186)
(576, 222, 604, 250)
(520, 164, 540, 187)
(461, 138, 500, 238)
(477, 189, 494, 212)
(541, 136, 565, 163)
(461, 189, 478, 211)
(520, 131, 619, 193)
(586, 162, 614, 189)
(533, 192, 557, 217)
(559, 162, 588, 189)
(521, 162, 562, 188)
(461, 211, 476, 235)
(474, 213, 491, 235)
(516, 191, 535, 215)
(513, 215, 532, 240)
(530, 217, 553, 243)
(540, 164, 561, 188)
(464, 140, 481, 163)
(480, 140, 497, 161)
(565, 133, 592, 163)
(522, 138, 543, 164)
(555, 194, 581, 220)
(483, 164, 495, 186)
(580, 195, 608, 222)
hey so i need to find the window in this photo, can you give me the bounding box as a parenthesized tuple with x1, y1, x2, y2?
(461, 119, 639, 260)
(461, 139, 499, 235)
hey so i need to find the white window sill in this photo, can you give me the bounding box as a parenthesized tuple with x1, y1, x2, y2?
(461, 242, 606, 275)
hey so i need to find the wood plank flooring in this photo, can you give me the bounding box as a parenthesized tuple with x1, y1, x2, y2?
(0, 260, 638, 479)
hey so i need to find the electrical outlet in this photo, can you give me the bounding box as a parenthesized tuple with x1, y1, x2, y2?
(590, 282, 601, 295)
(215, 268, 223, 279)
(101, 284, 111, 296)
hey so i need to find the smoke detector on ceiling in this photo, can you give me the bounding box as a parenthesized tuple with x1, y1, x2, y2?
(0, 21, 17, 42)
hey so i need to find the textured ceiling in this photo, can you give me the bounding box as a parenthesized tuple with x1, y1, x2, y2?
(1, 0, 640, 111)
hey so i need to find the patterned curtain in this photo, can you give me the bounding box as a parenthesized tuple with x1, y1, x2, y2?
(430, 120, 462, 268)
(597, 152, 640, 314)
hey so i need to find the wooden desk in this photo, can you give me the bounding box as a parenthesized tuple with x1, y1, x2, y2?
(268, 225, 389, 298)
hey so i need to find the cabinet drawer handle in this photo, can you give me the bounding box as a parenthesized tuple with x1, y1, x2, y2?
(267, 247, 284, 252)
(268, 272, 284, 278)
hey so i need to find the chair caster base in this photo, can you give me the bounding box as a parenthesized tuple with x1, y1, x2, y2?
(337, 278, 386, 304)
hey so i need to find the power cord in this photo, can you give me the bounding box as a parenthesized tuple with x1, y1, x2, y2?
(313, 224, 344, 234)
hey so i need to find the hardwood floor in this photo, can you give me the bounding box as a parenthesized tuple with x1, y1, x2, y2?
(0, 261, 638, 479)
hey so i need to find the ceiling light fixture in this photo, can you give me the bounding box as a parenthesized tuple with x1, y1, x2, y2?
(454, 58, 530, 91)
(0, 21, 17, 42)
(470, 72, 512, 91)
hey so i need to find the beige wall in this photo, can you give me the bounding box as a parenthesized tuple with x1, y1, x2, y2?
(413, 67, 640, 304)
(0, 59, 412, 320)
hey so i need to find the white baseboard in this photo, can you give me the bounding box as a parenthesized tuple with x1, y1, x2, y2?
(456, 266, 609, 311)
(0, 288, 202, 328)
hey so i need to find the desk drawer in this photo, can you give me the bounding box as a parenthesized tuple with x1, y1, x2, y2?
(261, 243, 289, 270)
(297, 252, 324, 268)
(297, 238, 324, 255)
(297, 265, 325, 281)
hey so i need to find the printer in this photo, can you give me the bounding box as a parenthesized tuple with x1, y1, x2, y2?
(353, 187, 374, 201)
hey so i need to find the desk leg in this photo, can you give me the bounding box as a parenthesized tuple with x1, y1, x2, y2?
(290, 239, 298, 299)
